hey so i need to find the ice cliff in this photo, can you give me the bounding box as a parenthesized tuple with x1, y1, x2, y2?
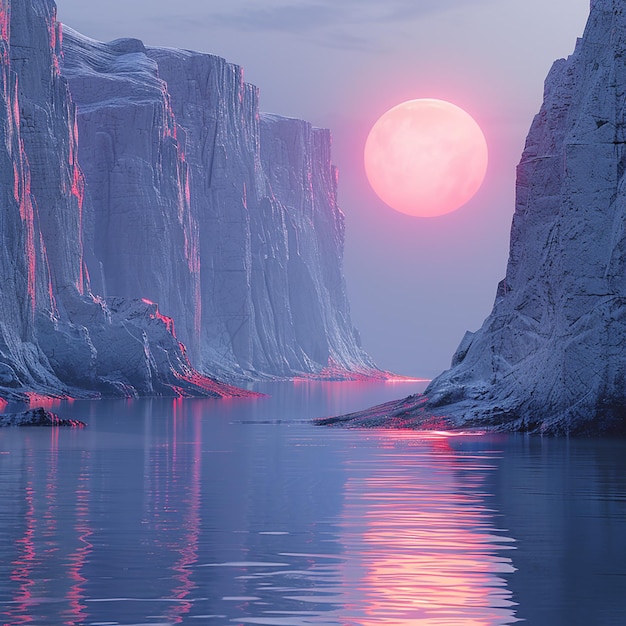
(321, 0, 626, 434)
(61, 31, 379, 381)
(0, 0, 251, 401)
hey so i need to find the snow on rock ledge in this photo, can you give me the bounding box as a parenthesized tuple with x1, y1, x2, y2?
(323, 0, 626, 435)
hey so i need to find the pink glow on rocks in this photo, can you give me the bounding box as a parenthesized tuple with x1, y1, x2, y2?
(66, 105, 86, 293)
(19, 155, 37, 313)
(26, 393, 61, 408)
(137, 300, 254, 398)
(70, 158, 84, 208)
(162, 95, 177, 140)
(157, 310, 176, 336)
(49, 11, 57, 48)
(49, 12, 62, 76)
(171, 371, 261, 399)
(0, 0, 8, 42)
(142, 298, 176, 335)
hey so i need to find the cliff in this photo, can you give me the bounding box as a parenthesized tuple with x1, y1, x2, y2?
(321, 0, 626, 434)
(0, 0, 251, 401)
(259, 113, 376, 378)
(59, 30, 201, 361)
(61, 34, 380, 381)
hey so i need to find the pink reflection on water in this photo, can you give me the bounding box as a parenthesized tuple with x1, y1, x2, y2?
(64, 451, 93, 625)
(44, 428, 59, 555)
(337, 431, 517, 625)
(291, 379, 428, 412)
(170, 404, 202, 621)
(6, 447, 37, 625)
(146, 399, 202, 624)
(1, 438, 94, 626)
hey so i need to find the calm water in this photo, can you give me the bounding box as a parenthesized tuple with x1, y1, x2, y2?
(0, 381, 625, 626)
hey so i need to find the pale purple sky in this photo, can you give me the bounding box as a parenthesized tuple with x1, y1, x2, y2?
(55, 0, 590, 378)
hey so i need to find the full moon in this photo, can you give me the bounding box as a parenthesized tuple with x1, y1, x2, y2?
(364, 99, 488, 218)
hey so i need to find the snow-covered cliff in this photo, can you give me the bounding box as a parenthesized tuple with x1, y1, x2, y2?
(62, 34, 380, 381)
(0, 0, 249, 402)
(322, 0, 626, 435)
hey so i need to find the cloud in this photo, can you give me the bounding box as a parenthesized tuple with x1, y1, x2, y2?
(192, 0, 493, 52)
(211, 3, 341, 34)
(209, 0, 489, 31)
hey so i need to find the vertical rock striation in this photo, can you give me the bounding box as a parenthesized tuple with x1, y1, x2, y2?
(0, 0, 380, 400)
(145, 46, 265, 378)
(60, 29, 201, 361)
(259, 114, 377, 377)
(62, 39, 380, 381)
(0, 0, 46, 392)
(322, 0, 626, 434)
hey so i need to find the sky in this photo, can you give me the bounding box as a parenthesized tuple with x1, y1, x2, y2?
(54, 0, 591, 379)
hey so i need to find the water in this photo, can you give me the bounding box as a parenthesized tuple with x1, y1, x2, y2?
(0, 381, 625, 626)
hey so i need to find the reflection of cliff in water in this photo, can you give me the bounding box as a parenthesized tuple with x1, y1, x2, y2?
(487, 436, 626, 626)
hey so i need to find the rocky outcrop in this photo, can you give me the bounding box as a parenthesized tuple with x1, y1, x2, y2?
(323, 0, 626, 435)
(0, 0, 251, 401)
(61, 35, 381, 381)
(0, 407, 85, 427)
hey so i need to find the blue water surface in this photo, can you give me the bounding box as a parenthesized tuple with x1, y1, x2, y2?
(0, 381, 624, 625)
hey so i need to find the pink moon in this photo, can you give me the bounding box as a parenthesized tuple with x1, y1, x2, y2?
(364, 99, 488, 218)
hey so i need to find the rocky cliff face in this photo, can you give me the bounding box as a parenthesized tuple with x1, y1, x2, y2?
(61, 36, 379, 381)
(0, 0, 249, 402)
(259, 114, 377, 377)
(323, 0, 626, 434)
(0, 0, 44, 392)
(60, 30, 201, 361)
